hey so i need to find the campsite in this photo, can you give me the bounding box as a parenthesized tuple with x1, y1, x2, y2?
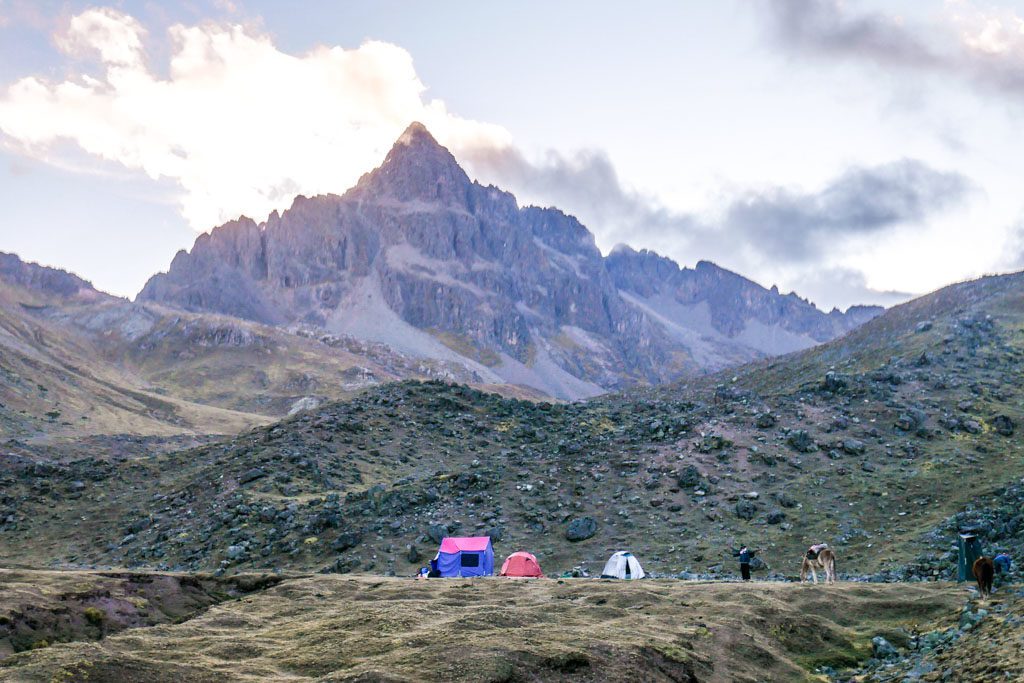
(4, 1, 1024, 680)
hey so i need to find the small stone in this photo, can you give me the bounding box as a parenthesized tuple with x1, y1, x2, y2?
(962, 420, 982, 435)
(765, 509, 786, 525)
(871, 636, 898, 659)
(993, 415, 1014, 437)
(239, 468, 267, 484)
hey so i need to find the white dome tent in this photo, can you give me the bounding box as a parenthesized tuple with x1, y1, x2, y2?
(600, 551, 645, 579)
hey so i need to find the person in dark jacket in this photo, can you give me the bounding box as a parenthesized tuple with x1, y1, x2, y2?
(733, 545, 759, 581)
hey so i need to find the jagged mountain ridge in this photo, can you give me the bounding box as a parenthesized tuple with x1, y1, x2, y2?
(138, 123, 881, 399)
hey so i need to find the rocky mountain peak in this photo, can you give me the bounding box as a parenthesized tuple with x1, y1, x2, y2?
(138, 124, 884, 398)
(352, 121, 471, 205)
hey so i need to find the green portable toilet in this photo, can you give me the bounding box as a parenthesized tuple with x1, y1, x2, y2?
(957, 531, 983, 582)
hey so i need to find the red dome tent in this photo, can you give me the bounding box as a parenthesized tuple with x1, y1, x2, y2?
(499, 551, 544, 578)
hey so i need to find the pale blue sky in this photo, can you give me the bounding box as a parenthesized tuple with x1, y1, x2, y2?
(1, 0, 1023, 309)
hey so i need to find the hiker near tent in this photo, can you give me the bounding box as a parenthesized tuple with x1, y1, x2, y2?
(994, 552, 1012, 575)
(732, 545, 759, 581)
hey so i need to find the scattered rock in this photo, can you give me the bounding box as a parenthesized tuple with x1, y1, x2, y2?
(841, 439, 866, 456)
(677, 465, 702, 489)
(765, 509, 785, 525)
(427, 524, 448, 545)
(565, 517, 598, 542)
(872, 636, 899, 659)
(735, 500, 758, 521)
(993, 415, 1014, 437)
(332, 531, 362, 552)
(787, 430, 816, 453)
(239, 468, 267, 484)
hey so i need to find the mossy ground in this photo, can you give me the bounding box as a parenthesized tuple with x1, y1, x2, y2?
(0, 573, 965, 683)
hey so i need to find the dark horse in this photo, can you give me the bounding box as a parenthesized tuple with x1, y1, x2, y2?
(972, 556, 994, 597)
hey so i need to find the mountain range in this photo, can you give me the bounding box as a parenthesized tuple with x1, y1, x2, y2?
(0, 122, 882, 447)
(136, 123, 881, 399)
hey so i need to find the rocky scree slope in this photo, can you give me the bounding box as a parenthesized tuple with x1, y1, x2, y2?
(138, 123, 880, 399)
(1, 270, 1021, 579)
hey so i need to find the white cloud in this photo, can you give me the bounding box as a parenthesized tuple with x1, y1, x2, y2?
(953, 3, 1024, 57)
(759, 0, 1024, 100)
(0, 8, 511, 231)
(55, 7, 147, 67)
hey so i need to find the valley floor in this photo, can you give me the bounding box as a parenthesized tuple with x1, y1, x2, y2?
(5, 570, 1013, 682)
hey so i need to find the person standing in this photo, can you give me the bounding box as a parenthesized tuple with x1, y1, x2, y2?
(733, 545, 758, 581)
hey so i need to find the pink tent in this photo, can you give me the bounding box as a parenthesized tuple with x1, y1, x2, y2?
(439, 537, 492, 553)
(433, 537, 494, 577)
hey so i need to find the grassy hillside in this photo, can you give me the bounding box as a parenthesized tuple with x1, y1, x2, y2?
(0, 283, 540, 452)
(0, 574, 965, 682)
(2, 271, 1023, 579)
(0, 285, 263, 442)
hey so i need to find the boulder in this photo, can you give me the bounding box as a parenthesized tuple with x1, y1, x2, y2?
(993, 415, 1014, 437)
(786, 430, 816, 453)
(841, 439, 866, 456)
(822, 371, 848, 393)
(774, 492, 798, 509)
(677, 465, 702, 489)
(565, 517, 598, 542)
(427, 524, 448, 544)
(871, 636, 899, 659)
(331, 531, 362, 552)
(735, 500, 758, 521)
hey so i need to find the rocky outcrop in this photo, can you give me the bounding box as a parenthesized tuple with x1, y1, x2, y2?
(139, 123, 880, 398)
(0, 252, 111, 302)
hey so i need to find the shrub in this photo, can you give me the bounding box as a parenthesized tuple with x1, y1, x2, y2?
(83, 607, 105, 625)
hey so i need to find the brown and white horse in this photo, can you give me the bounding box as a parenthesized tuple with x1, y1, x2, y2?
(973, 556, 994, 597)
(800, 548, 837, 585)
